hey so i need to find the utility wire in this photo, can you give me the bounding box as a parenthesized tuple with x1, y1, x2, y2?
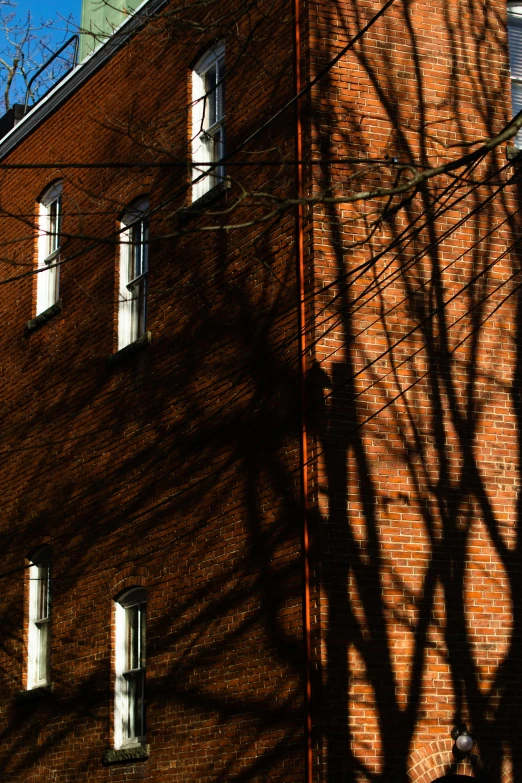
(317, 203, 522, 369)
(316, 274, 522, 456)
(0, 202, 517, 572)
(308, 163, 516, 362)
(0, 158, 442, 169)
(0, 161, 513, 456)
(0, 170, 508, 455)
(321, 239, 520, 405)
(0, 1, 517, 567)
(340, 242, 522, 407)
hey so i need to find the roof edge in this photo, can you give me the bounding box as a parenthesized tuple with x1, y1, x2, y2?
(0, 0, 166, 162)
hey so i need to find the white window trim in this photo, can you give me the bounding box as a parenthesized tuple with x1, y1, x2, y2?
(114, 587, 146, 749)
(508, 3, 522, 147)
(118, 198, 149, 351)
(27, 549, 51, 690)
(36, 181, 62, 316)
(192, 42, 225, 201)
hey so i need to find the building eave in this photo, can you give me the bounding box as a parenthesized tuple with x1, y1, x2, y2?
(0, 0, 166, 162)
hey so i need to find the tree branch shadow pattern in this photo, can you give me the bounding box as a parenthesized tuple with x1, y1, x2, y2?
(310, 1, 522, 782)
(0, 0, 519, 781)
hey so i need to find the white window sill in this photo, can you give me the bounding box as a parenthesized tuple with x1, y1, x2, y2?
(181, 179, 231, 224)
(25, 299, 62, 335)
(102, 744, 149, 765)
(107, 331, 151, 368)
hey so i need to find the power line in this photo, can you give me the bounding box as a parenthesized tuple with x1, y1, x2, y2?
(321, 238, 520, 406)
(318, 275, 522, 456)
(234, 0, 399, 156)
(342, 244, 522, 407)
(0, 157, 439, 169)
(0, 261, 517, 584)
(316, 202, 522, 369)
(0, 195, 517, 574)
(308, 163, 517, 362)
(0, 160, 512, 454)
(0, 0, 516, 576)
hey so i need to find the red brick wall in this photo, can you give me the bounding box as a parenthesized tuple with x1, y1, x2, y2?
(307, 0, 521, 782)
(0, 0, 519, 781)
(0, 2, 307, 781)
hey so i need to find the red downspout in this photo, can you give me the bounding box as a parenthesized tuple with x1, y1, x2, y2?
(292, 1, 313, 782)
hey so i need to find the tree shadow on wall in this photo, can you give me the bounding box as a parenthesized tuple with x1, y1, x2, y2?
(0, 0, 520, 782)
(312, 0, 522, 781)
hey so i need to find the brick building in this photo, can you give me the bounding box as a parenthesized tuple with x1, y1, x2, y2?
(0, 0, 520, 782)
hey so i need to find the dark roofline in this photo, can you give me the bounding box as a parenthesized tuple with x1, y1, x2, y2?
(0, 0, 165, 162)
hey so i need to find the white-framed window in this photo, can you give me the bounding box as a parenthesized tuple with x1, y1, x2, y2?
(118, 198, 149, 351)
(114, 587, 146, 748)
(508, 3, 522, 147)
(192, 42, 225, 200)
(27, 546, 51, 690)
(36, 181, 62, 315)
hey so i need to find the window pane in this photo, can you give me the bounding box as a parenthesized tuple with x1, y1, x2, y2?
(129, 224, 138, 281)
(125, 670, 145, 740)
(512, 81, 522, 148)
(214, 127, 224, 160)
(28, 550, 51, 688)
(202, 133, 213, 163)
(216, 58, 225, 121)
(37, 186, 61, 315)
(192, 45, 225, 200)
(140, 605, 146, 668)
(124, 602, 145, 671)
(48, 198, 60, 255)
(129, 218, 147, 278)
(36, 563, 49, 622)
(141, 218, 148, 274)
(37, 620, 49, 682)
(119, 203, 148, 350)
(126, 277, 147, 344)
(125, 605, 140, 671)
(509, 16, 522, 80)
(205, 64, 217, 127)
(134, 225, 142, 278)
(137, 671, 145, 737)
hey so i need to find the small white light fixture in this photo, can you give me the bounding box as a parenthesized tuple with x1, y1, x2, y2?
(451, 724, 473, 755)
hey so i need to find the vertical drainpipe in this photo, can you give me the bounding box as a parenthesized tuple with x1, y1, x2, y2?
(292, 0, 313, 781)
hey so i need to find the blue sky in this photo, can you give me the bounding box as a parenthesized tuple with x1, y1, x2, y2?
(0, 0, 82, 107)
(13, 0, 80, 30)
